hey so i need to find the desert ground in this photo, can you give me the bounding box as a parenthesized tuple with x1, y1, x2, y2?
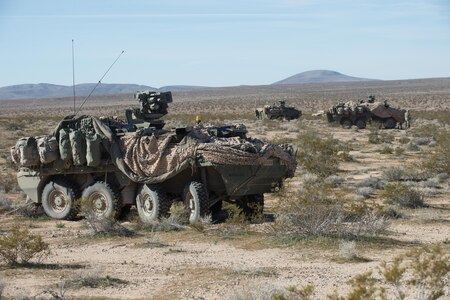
(0, 80, 449, 299)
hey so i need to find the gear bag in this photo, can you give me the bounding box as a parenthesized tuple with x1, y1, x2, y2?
(69, 130, 87, 166)
(59, 128, 72, 163)
(15, 137, 40, 167)
(37, 136, 59, 164)
(86, 133, 102, 167)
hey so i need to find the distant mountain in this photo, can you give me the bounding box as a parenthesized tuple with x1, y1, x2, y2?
(273, 70, 377, 85)
(0, 83, 211, 100)
(159, 85, 208, 92)
(0, 83, 155, 100)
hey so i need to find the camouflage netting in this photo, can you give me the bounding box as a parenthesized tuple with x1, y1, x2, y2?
(118, 124, 297, 183)
(12, 116, 297, 184)
(369, 103, 406, 122)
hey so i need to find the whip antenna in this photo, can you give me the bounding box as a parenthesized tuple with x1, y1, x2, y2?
(75, 50, 124, 116)
(72, 39, 76, 114)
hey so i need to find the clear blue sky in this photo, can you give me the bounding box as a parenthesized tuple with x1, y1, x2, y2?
(1, 0, 449, 87)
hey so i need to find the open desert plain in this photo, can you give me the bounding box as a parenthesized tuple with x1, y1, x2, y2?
(0, 79, 449, 299)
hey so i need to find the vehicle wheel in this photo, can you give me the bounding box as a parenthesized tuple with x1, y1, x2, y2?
(384, 118, 396, 129)
(341, 119, 352, 129)
(355, 119, 366, 129)
(41, 178, 80, 220)
(237, 194, 264, 218)
(136, 184, 171, 223)
(183, 181, 210, 224)
(81, 181, 120, 219)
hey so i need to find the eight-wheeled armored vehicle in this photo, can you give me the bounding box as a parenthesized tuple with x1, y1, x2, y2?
(12, 91, 296, 224)
(256, 101, 302, 121)
(326, 96, 409, 129)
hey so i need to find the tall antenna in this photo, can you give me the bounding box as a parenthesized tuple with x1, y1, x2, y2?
(72, 39, 76, 114)
(75, 50, 124, 116)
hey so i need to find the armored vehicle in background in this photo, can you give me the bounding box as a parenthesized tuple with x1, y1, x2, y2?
(12, 91, 296, 224)
(256, 101, 302, 121)
(327, 96, 408, 129)
(326, 101, 372, 129)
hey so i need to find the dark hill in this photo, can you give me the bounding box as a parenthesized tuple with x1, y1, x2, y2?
(273, 70, 377, 85)
(0, 83, 155, 100)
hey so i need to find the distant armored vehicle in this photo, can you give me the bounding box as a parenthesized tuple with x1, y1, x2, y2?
(11, 91, 296, 224)
(326, 101, 372, 129)
(256, 101, 302, 120)
(327, 96, 408, 129)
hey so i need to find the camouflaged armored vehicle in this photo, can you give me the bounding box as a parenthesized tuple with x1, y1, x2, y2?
(256, 101, 302, 121)
(12, 91, 296, 224)
(326, 96, 409, 129)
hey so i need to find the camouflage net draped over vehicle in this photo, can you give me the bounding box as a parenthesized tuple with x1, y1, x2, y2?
(11, 117, 296, 184)
(119, 125, 297, 183)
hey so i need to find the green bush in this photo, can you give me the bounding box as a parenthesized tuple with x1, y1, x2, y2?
(380, 145, 393, 154)
(383, 182, 424, 208)
(329, 244, 450, 300)
(368, 129, 394, 144)
(0, 225, 50, 265)
(295, 130, 340, 177)
(421, 132, 450, 175)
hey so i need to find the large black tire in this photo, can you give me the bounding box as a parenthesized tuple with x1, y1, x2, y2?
(355, 119, 366, 129)
(341, 119, 352, 129)
(237, 194, 264, 218)
(136, 184, 171, 223)
(41, 178, 80, 220)
(81, 182, 120, 219)
(183, 181, 210, 224)
(384, 118, 397, 129)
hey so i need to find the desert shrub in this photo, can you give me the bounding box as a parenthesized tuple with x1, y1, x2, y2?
(421, 132, 450, 175)
(406, 142, 421, 152)
(65, 270, 128, 288)
(414, 137, 431, 145)
(380, 145, 394, 154)
(329, 244, 450, 300)
(295, 130, 340, 177)
(325, 175, 345, 187)
(273, 181, 388, 238)
(0, 192, 13, 213)
(394, 147, 405, 156)
(383, 166, 407, 182)
(135, 202, 191, 232)
(383, 183, 424, 208)
(83, 211, 134, 237)
(338, 240, 360, 261)
(356, 187, 373, 199)
(0, 225, 50, 265)
(271, 285, 315, 300)
(411, 124, 441, 139)
(0, 173, 18, 193)
(273, 181, 345, 237)
(356, 177, 385, 190)
(368, 129, 394, 144)
(398, 137, 410, 144)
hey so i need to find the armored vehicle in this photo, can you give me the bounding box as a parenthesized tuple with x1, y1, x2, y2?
(326, 102, 372, 129)
(256, 101, 302, 121)
(327, 96, 408, 129)
(12, 91, 296, 224)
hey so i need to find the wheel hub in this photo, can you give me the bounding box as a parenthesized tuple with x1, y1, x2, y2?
(49, 190, 67, 212)
(90, 192, 108, 215)
(142, 196, 153, 213)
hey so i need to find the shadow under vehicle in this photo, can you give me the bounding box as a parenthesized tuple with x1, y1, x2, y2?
(255, 101, 302, 121)
(326, 96, 408, 129)
(12, 91, 296, 224)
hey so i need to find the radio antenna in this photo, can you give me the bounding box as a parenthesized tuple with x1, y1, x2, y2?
(72, 39, 76, 114)
(75, 50, 124, 116)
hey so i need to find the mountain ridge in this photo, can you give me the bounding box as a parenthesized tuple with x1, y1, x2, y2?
(273, 70, 377, 85)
